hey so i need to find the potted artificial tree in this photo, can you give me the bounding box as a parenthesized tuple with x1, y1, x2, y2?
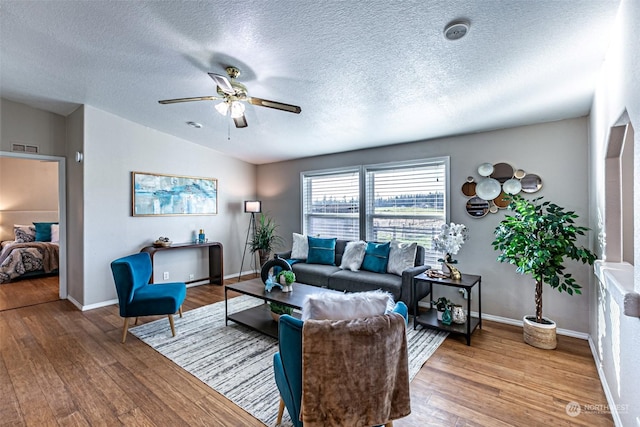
(249, 213, 284, 267)
(492, 195, 596, 349)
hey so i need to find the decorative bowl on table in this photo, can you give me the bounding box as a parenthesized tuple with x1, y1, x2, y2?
(153, 237, 172, 247)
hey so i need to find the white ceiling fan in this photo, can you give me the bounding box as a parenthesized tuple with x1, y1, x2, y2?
(159, 66, 302, 128)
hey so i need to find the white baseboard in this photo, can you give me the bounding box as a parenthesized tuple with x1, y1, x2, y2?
(588, 337, 623, 426)
(479, 312, 589, 340)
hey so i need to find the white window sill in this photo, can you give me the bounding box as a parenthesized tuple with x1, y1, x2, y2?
(594, 260, 639, 317)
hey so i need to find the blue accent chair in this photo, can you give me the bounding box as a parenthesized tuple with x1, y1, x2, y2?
(110, 252, 187, 343)
(273, 301, 408, 426)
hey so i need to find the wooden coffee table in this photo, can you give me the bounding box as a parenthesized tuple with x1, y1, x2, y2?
(225, 278, 341, 339)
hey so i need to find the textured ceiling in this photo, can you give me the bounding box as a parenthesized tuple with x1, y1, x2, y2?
(0, 1, 621, 164)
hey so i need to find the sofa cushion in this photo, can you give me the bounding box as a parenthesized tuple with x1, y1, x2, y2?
(292, 263, 341, 288)
(301, 290, 392, 321)
(291, 233, 309, 259)
(387, 241, 418, 276)
(328, 269, 402, 301)
(307, 237, 337, 265)
(361, 241, 391, 273)
(339, 240, 366, 271)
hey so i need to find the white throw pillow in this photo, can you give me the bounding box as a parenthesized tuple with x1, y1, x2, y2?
(339, 240, 367, 271)
(291, 233, 308, 259)
(302, 290, 393, 321)
(387, 241, 417, 276)
(50, 224, 60, 243)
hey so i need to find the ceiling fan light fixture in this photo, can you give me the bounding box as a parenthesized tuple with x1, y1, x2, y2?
(215, 101, 229, 116)
(230, 101, 245, 118)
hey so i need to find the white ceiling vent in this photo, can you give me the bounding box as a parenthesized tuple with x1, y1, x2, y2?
(11, 143, 39, 154)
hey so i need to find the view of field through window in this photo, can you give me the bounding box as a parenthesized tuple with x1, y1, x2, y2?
(303, 160, 447, 265)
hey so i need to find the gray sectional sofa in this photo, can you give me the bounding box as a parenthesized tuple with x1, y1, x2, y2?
(276, 239, 431, 312)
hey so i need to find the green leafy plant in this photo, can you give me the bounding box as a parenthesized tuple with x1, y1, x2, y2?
(249, 214, 284, 255)
(276, 270, 296, 285)
(492, 195, 596, 324)
(269, 302, 293, 316)
(431, 297, 452, 311)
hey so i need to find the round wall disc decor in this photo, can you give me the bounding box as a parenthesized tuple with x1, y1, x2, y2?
(461, 181, 476, 197)
(514, 169, 526, 179)
(493, 191, 511, 208)
(521, 174, 543, 193)
(503, 178, 522, 195)
(490, 162, 515, 183)
(466, 197, 490, 218)
(477, 162, 494, 177)
(475, 177, 501, 200)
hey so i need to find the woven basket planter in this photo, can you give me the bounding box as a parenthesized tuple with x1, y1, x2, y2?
(523, 316, 557, 350)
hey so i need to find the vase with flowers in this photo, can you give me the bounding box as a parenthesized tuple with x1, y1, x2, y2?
(432, 222, 469, 280)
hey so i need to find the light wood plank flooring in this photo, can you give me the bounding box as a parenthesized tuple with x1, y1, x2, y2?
(0, 276, 613, 426)
(0, 274, 59, 312)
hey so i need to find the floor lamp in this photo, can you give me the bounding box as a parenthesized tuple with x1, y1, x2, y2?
(238, 200, 262, 282)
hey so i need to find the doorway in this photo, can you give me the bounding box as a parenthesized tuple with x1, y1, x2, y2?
(0, 151, 67, 310)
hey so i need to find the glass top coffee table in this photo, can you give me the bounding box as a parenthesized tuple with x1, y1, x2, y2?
(225, 278, 341, 339)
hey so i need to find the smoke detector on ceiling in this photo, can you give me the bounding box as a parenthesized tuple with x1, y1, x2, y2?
(444, 20, 470, 41)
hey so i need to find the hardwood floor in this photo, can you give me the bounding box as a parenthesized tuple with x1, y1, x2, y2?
(0, 276, 613, 426)
(0, 274, 59, 311)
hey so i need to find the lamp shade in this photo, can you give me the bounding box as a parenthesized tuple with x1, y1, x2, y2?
(244, 200, 262, 213)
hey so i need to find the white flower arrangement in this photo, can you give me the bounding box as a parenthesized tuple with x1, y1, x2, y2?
(432, 222, 469, 260)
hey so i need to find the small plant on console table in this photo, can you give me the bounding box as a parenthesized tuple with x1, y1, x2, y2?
(269, 302, 293, 322)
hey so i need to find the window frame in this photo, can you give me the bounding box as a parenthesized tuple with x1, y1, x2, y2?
(301, 157, 450, 264)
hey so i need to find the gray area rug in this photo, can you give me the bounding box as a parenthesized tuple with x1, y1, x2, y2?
(130, 295, 448, 426)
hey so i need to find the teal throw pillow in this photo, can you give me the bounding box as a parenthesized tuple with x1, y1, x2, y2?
(306, 237, 337, 265)
(361, 241, 391, 273)
(33, 222, 58, 242)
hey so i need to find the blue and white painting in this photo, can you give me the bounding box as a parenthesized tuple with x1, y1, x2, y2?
(132, 172, 217, 216)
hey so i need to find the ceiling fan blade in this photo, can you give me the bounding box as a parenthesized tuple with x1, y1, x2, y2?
(208, 73, 235, 95)
(233, 114, 248, 128)
(158, 96, 218, 104)
(249, 97, 301, 114)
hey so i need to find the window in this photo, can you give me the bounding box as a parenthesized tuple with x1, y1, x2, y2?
(302, 168, 360, 240)
(365, 160, 447, 266)
(302, 158, 449, 265)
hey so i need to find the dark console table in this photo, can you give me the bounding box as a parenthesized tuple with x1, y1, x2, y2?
(413, 272, 481, 345)
(140, 242, 223, 285)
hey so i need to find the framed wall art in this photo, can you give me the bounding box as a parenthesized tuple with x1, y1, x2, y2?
(132, 172, 218, 216)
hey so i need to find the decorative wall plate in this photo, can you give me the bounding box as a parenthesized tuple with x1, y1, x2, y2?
(503, 178, 522, 195)
(475, 177, 501, 200)
(521, 174, 543, 193)
(461, 181, 476, 197)
(477, 163, 494, 177)
(490, 162, 514, 183)
(514, 169, 526, 179)
(466, 197, 490, 217)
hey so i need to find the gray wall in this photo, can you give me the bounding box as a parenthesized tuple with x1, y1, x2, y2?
(257, 117, 593, 333)
(80, 105, 257, 307)
(0, 98, 66, 156)
(588, 0, 640, 424)
(1, 99, 258, 308)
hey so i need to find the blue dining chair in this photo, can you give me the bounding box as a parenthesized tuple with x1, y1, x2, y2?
(273, 301, 408, 426)
(110, 252, 187, 343)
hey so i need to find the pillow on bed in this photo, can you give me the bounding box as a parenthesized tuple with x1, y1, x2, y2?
(14, 225, 36, 243)
(50, 224, 60, 243)
(33, 222, 58, 242)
